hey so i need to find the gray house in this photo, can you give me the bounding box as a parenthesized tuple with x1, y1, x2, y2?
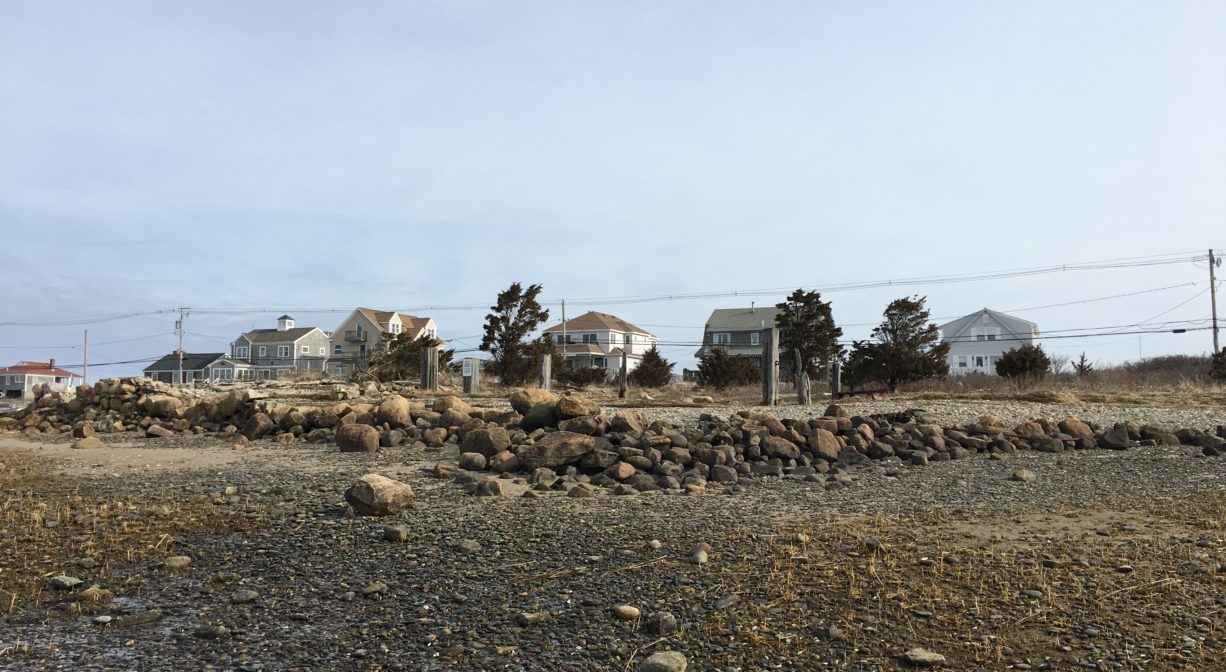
(229, 315, 331, 379)
(695, 306, 783, 369)
(143, 352, 231, 384)
(940, 308, 1039, 375)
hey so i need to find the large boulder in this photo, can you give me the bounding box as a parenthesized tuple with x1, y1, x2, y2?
(242, 413, 275, 440)
(337, 424, 380, 452)
(344, 474, 414, 515)
(761, 436, 800, 460)
(609, 410, 645, 434)
(557, 395, 600, 420)
(1098, 426, 1131, 450)
(1058, 418, 1094, 438)
(518, 431, 597, 469)
(520, 403, 559, 433)
(376, 395, 412, 427)
(432, 395, 474, 416)
(146, 395, 183, 419)
(460, 426, 512, 457)
(509, 389, 558, 415)
(72, 436, 104, 449)
(806, 428, 841, 462)
(557, 414, 607, 436)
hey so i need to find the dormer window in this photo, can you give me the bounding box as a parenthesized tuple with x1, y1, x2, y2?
(390, 322, 401, 334)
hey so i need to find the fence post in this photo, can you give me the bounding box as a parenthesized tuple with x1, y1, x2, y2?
(762, 327, 779, 406)
(539, 355, 552, 391)
(462, 357, 480, 394)
(830, 358, 841, 398)
(420, 345, 438, 391)
(794, 349, 811, 405)
(618, 349, 628, 399)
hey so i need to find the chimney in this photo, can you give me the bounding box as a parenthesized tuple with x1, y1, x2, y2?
(49, 358, 55, 369)
(751, 302, 755, 313)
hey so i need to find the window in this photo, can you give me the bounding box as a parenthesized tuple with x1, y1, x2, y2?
(975, 356, 985, 367)
(318, 347, 325, 355)
(390, 322, 401, 334)
(750, 332, 760, 346)
(593, 357, 607, 368)
(975, 327, 999, 342)
(236, 346, 249, 359)
(258, 346, 267, 357)
(301, 345, 309, 354)
(555, 334, 565, 344)
(332, 344, 342, 355)
(13, 375, 24, 384)
(426, 328, 435, 338)
(278, 346, 291, 358)
(957, 356, 968, 368)
(581, 333, 597, 344)
(333, 364, 344, 374)
(713, 333, 731, 345)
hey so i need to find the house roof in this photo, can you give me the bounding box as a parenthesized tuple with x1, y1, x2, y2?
(277, 314, 294, 321)
(355, 307, 430, 335)
(542, 311, 654, 337)
(143, 353, 227, 373)
(0, 360, 82, 378)
(693, 344, 766, 358)
(241, 327, 318, 343)
(557, 343, 605, 355)
(940, 308, 1039, 342)
(702, 307, 782, 332)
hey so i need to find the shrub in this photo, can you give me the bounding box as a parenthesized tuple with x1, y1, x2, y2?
(995, 343, 1051, 383)
(628, 346, 674, 388)
(555, 366, 608, 389)
(1212, 349, 1226, 383)
(844, 296, 949, 391)
(1072, 352, 1094, 378)
(696, 348, 760, 390)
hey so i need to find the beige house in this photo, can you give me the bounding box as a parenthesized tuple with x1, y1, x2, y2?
(329, 307, 437, 376)
(542, 311, 657, 377)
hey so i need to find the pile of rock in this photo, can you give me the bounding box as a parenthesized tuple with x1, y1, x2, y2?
(434, 397, 1226, 496)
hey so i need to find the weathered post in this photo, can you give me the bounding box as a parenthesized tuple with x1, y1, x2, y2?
(762, 327, 779, 406)
(539, 354, 552, 391)
(420, 345, 439, 391)
(830, 358, 842, 399)
(794, 350, 811, 405)
(462, 357, 480, 394)
(618, 349, 628, 399)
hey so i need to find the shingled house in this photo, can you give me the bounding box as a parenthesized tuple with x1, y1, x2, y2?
(541, 311, 657, 376)
(228, 315, 331, 379)
(328, 308, 438, 377)
(143, 353, 234, 384)
(694, 306, 782, 370)
(940, 308, 1040, 375)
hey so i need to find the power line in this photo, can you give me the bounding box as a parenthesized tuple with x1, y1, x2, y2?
(0, 332, 174, 349)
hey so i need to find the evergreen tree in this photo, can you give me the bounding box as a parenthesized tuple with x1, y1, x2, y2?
(479, 282, 550, 386)
(843, 296, 949, 392)
(628, 345, 674, 388)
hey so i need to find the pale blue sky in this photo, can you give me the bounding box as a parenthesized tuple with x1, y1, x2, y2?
(1, 1, 1223, 376)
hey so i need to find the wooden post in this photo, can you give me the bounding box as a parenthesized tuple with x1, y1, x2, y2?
(831, 358, 842, 398)
(762, 327, 779, 406)
(539, 355, 552, 391)
(618, 349, 628, 399)
(420, 345, 438, 391)
(794, 349, 811, 405)
(462, 358, 480, 393)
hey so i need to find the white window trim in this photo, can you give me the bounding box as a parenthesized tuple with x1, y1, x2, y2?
(713, 332, 731, 345)
(750, 332, 760, 346)
(332, 345, 343, 355)
(258, 346, 267, 357)
(301, 345, 310, 354)
(278, 346, 291, 358)
(236, 346, 249, 359)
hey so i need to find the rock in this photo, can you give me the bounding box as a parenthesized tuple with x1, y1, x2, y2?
(242, 413, 274, 440)
(518, 431, 596, 469)
(641, 651, 688, 672)
(384, 526, 409, 542)
(1099, 426, 1131, 450)
(610, 410, 645, 434)
(457, 539, 482, 554)
(509, 388, 557, 415)
(1059, 418, 1094, 438)
(458, 452, 488, 471)
(432, 395, 474, 415)
(71, 423, 95, 439)
(344, 473, 415, 515)
(460, 426, 512, 457)
(145, 424, 174, 439)
(605, 461, 636, 481)
(163, 556, 192, 570)
(761, 436, 800, 460)
(488, 450, 519, 472)
(516, 611, 550, 626)
(72, 436, 104, 450)
(520, 403, 559, 432)
(807, 428, 841, 462)
(376, 395, 412, 427)
(337, 424, 380, 452)
(194, 624, 230, 640)
(470, 478, 503, 497)
(613, 604, 641, 620)
(645, 611, 678, 635)
(146, 394, 183, 418)
(708, 464, 738, 483)
(567, 484, 598, 498)
(824, 404, 849, 418)
(49, 575, 83, 591)
(557, 414, 607, 436)
(556, 395, 600, 419)
(901, 647, 946, 666)
(1010, 469, 1037, 482)
(230, 590, 259, 604)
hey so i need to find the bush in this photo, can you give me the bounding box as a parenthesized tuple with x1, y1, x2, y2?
(1072, 352, 1094, 378)
(628, 346, 674, 388)
(696, 348, 760, 390)
(556, 367, 608, 389)
(995, 343, 1051, 383)
(1212, 349, 1226, 383)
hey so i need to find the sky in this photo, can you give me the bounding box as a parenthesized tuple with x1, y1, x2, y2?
(1, 0, 1224, 379)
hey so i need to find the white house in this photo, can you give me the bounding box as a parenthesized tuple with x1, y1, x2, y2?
(329, 308, 438, 377)
(940, 308, 1039, 375)
(542, 311, 657, 376)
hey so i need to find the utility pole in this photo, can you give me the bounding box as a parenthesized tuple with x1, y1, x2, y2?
(83, 329, 89, 386)
(560, 299, 567, 372)
(175, 307, 189, 385)
(1211, 249, 1220, 353)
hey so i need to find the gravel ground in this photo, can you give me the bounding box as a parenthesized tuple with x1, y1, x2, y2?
(2, 399, 1225, 672)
